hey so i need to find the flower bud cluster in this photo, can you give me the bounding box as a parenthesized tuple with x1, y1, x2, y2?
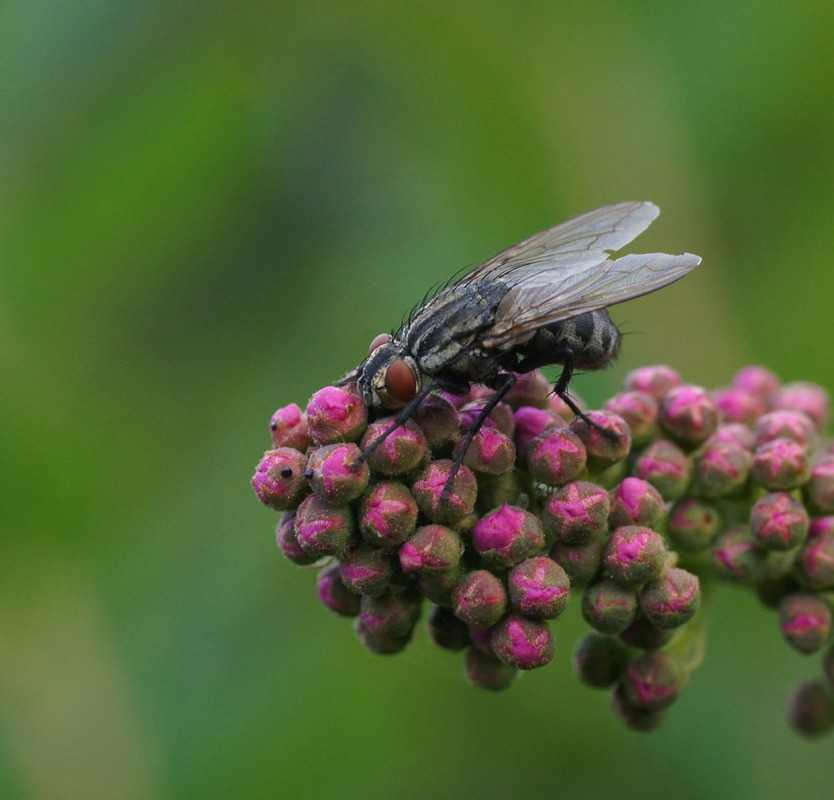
(253, 364, 834, 736)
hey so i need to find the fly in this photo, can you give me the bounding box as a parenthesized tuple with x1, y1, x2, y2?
(345, 201, 701, 492)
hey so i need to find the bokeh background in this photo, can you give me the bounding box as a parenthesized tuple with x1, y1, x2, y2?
(3, 1, 834, 798)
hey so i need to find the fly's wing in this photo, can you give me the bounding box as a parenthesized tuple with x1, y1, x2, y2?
(458, 201, 660, 283)
(481, 251, 701, 348)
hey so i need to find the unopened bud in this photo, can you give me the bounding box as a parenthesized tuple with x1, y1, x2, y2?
(454, 427, 515, 475)
(399, 524, 463, 577)
(804, 455, 834, 515)
(504, 370, 552, 409)
(354, 617, 411, 655)
(413, 394, 459, 453)
(573, 632, 629, 688)
(582, 578, 638, 634)
(619, 615, 674, 649)
(707, 422, 756, 451)
(751, 438, 811, 491)
(252, 448, 308, 511)
(542, 481, 610, 545)
(361, 419, 428, 476)
(754, 410, 819, 451)
(658, 385, 720, 449)
(779, 592, 833, 654)
(276, 511, 319, 565)
(604, 391, 659, 448)
(624, 365, 682, 400)
(570, 411, 631, 469)
(639, 568, 700, 629)
(306, 385, 367, 444)
(712, 525, 759, 582)
(464, 647, 519, 691)
(603, 526, 668, 586)
(786, 679, 834, 737)
(411, 460, 477, 525)
(794, 531, 834, 591)
(269, 403, 312, 451)
(621, 650, 684, 711)
(359, 590, 422, 640)
(513, 406, 564, 457)
(731, 365, 780, 404)
(550, 534, 605, 586)
(770, 381, 830, 434)
(696, 440, 752, 499)
(317, 564, 361, 616)
(490, 614, 555, 670)
(634, 439, 693, 501)
(472, 504, 546, 569)
(711, 387, 765, 425)
(294, 494, 355, 558)
(307, 443, 369, 504)
(452, 570, 508, 628)
(750, 492, 809, 551)
(459, 399, 515, 439)
(359, 481, 418, 551)
(608, 477, 665, 529)
(507, 556, 571, 619)
(667, 498, 721, 551)
(527, 427, 587, 486)
(611, 683, 668, 732)
(426, 605, 470, 651)
(340, 543, 396, 596)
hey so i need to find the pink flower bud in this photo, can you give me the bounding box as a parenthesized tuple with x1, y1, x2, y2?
(294, 494, 355, 558)
(360, 419, 428, 476)
(452, 570, 508, 628)
(464, 647, 518, 691)
(711, 387, 765, 425)
(624, 365, 682, 399)
(804, 455, 834, 515)
(507, 556, 570, 619)
(453, 426, 515, 475)
(750, 492, 809, 551)
(306, 443, 369, 503)
(252, 448, 308, 511)
(513, 406, 564, 456)
(527, 427, 587, 486)
(472, 504, 546, 569)
(340, 543, 397, 596)
(306, 385, 367, 444)
(359, 481, 418, 550)
(658, 385, 720, 448)
(780, 593, 833, 654)
(317, 564, 361, 617)
(731, 365, 780, 404)
(769, 381, 830, 434)
(411, 460, 477, 524)
(604, 390, 659, 448)
(634, 439, 692, 501)
(269, 403, 313, 451)
(569, 411, 631, 469)
(399, 524, 464, 577)
(490, 614, 555, 670)
(603, 526, 668, 586)
(608, 477, 665, 529)
(639, 568, 700, 629)
(543, 481, 610, 545)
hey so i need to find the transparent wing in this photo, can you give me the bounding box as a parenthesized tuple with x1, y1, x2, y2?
(459, 201, 660, 283)
(482, 251, 701, 348)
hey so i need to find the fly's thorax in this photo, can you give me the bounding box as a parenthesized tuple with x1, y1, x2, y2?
(359, 338, 422, 409)
(403, 279, 509, 378)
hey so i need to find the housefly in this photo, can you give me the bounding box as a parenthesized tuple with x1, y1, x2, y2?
(345, 201, 701, 489)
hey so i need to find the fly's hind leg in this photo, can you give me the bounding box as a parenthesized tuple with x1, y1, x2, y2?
(516, 348, 619, 442)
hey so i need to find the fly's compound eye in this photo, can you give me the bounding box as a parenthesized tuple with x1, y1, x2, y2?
(368, 333, 392, 356)
(384, 359, 417, 404)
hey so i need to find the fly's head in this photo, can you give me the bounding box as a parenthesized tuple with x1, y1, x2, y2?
(358, 333, 422, 410)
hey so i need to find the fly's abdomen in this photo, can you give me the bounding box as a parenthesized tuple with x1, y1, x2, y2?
(539, 310, 621, 371)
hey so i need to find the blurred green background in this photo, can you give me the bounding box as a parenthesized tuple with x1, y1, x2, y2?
(2, 1, 833, 798)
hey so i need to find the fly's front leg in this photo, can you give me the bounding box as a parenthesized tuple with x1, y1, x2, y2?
(441, 372, 517, 500)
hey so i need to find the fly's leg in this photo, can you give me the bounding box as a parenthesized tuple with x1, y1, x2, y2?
(441, 372, 518, 501)
(356, 382, 438, 466)
(517, 349, 619, 442)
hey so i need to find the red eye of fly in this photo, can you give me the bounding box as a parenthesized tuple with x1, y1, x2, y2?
(368, 333, 392, 356)
(385, 359, 417, 404)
